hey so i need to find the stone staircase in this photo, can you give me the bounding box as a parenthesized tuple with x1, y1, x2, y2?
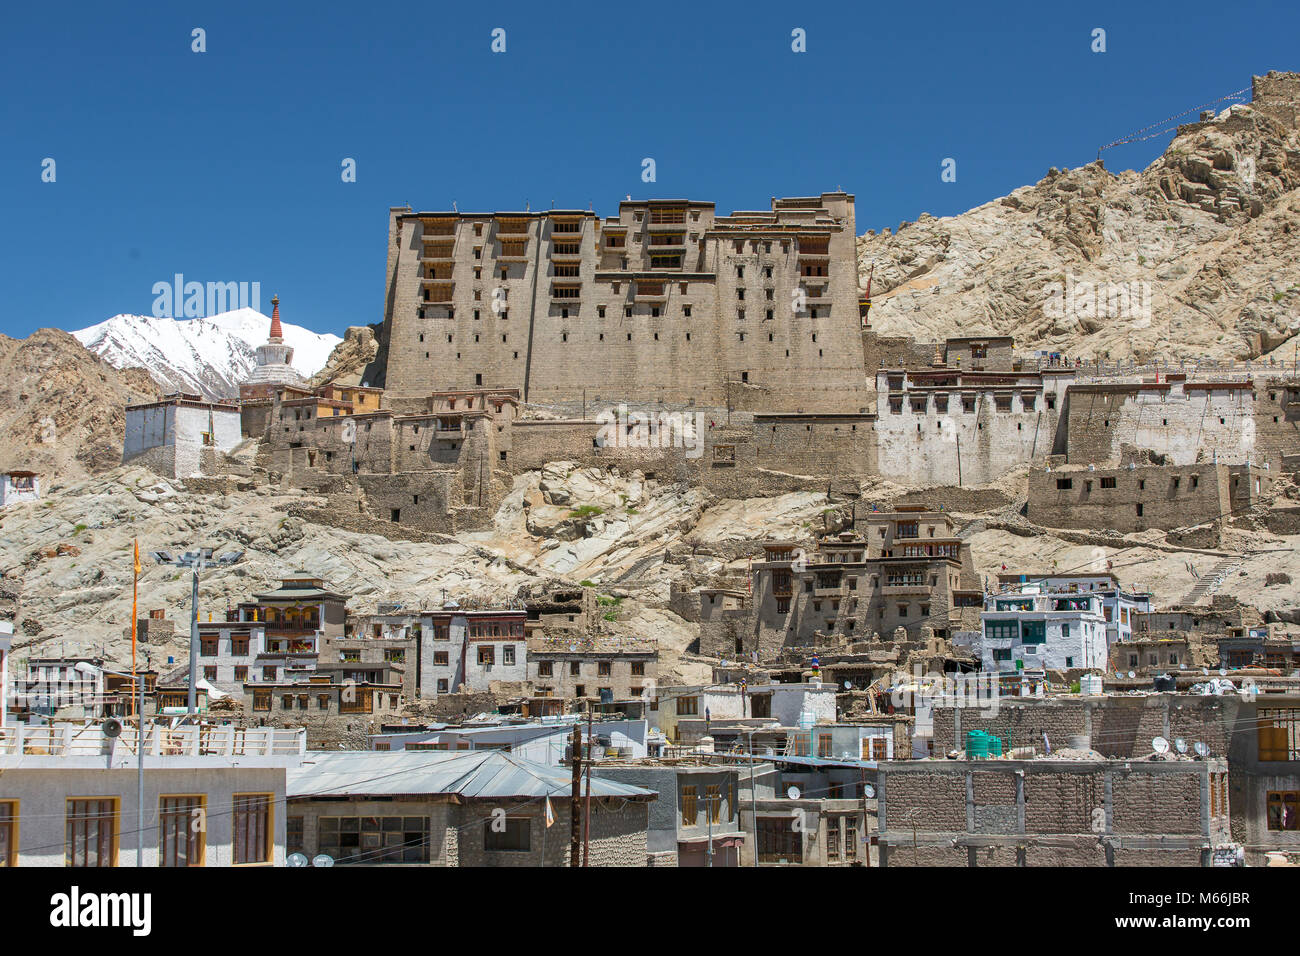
(1179, 556, 1243, 605)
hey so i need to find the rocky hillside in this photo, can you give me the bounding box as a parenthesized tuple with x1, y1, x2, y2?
(5, 461, 1299, 685)
(858, 71, 1300, 362)
(309, 324, 381, 388)
(0, 329, 159, 481)
(0, 463, 840, 684)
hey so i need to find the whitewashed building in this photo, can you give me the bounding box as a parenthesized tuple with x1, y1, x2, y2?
(993, 572, 1151, 646)
(123, 393, 242, 478)
(0, 471, 40, 507)
(418, 605, 528, 698)
(0, 723, 305, 867)
(197, 620, 269, 695)
(979, 586, 1110, 673)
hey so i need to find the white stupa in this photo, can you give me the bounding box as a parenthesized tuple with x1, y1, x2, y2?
(241, 295, 305, 398)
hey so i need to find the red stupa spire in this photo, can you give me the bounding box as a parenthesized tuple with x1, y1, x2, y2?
(269, 295, 283, 343)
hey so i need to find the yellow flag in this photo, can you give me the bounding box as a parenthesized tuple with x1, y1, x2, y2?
(545, 796, 555, 828)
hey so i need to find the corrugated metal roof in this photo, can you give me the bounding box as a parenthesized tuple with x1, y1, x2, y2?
(288, 750, 657, 800)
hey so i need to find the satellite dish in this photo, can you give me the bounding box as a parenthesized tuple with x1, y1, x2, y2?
(287, 853, 309, 868)
(1193, 741, 1209, 758)
(1152, 736, 1170, 755)
(863, 784, 876, 799)
(102, 719, 122, 739)
(844, 681, 852, 689)
(311, 854, 335, 868)
(1128, 670, 1136, 679)
(1174, 738, 1188, 754)
(786, 786, 801, 800)
(1218, 668, 1227, 677)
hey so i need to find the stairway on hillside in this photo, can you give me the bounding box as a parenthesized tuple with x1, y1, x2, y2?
(1179, 556, 1244, 605)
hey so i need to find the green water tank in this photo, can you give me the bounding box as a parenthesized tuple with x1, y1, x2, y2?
(967, 730, 1003, 758)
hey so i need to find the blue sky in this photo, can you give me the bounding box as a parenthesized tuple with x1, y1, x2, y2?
(1, 0, 1295, 338)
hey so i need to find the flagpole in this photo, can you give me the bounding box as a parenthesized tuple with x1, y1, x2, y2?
(132, 538, 143, 867)
(132, 540, 141, 699)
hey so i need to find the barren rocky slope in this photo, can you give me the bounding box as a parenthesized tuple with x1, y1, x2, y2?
(0, 329, 159, 481)
(4, 462, 1298, 685)
(857, 71, 1300, 362)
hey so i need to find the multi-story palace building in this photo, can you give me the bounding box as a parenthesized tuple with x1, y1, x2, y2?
(375, 193, 871, 413)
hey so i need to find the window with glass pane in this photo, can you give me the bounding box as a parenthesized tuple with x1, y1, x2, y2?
(286, 816, 304, 856)
(680, 785, 698, 825)
(0, 802, 15, 866)
(483, 817, 530, 852)
(232, 794, 271, 864)
(319, 815, 430, 864)
(66, 799, 117, 867)
(159, 796, 204, 867)
(757, 817, 802, 864)
(1267, 791, 1299, 831)
(706, 785, 722, 824)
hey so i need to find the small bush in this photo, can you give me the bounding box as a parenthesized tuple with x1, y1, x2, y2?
(569, 505, 603, 518)
(1265, 572, 1292, 587)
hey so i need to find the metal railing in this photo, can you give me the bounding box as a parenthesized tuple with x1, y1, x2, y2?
(0, 723, 306, 757)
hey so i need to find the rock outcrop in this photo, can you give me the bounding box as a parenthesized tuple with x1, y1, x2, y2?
(858, 71, 1300, 362)
(0, 329, 159, 481)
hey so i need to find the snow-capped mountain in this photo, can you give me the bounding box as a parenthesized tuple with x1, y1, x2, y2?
(74, 308, 342, 400)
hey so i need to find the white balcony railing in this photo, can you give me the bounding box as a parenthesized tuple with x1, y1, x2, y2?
(0, 723, 306, 758)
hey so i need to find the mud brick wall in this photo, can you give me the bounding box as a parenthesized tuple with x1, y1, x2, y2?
(1112, 770, 1202, 834)
(881, 769, 967, 830)
(1023, 770, 1104, 833)
(933, 695, 1238, 759)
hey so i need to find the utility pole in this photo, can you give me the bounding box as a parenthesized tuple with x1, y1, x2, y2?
(860, 764, 871, 867)
(151, 548, 243, 719)
(569, 721, 582, 866)
(749, 731, 758, 867)
(582, 707, 593, 866)
(706, 783, 714, 867)
(955, 433, 963, 488)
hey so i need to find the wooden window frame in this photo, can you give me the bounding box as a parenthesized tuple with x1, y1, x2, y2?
(1259, 708, 1300, 762)
(756, 817, 802, 864)
(232, 793, 273, 866)
(158, 794, 206, 867)
(681, 785, 698, 826)
(1266, 791, 1299, 832)
(0, 800, 17, 867)
(65, 797, 119, 868)
(483, 816, 531, 853)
